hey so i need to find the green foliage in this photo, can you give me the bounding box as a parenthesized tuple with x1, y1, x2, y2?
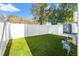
(49, 3, 77, 24)
(31, 3, 77, 25)
(31, 3, 49, 25)
(59, 3, 77, 23)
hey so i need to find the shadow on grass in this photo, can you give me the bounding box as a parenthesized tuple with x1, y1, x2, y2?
(4, 39, 12, 56)
(70, 43, 77, 56)
(4, 26, 12, 56)
(25, 34, 68, 56)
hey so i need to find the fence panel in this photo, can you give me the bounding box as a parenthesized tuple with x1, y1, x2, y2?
(39, 25, 49, 35)
(0, 22, 4, 42)
(9, 24, 63, 38)
(48, 25, 58, 34)
(27, 24, 40, 36)
(0, 22, 10, 56)
(10, 23, 25, 39)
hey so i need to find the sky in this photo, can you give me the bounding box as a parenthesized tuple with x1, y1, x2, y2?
(0, 3, 57, 20)
(0, 3, 33, 19)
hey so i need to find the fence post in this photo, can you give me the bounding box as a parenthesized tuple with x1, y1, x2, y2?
(0, 17, 9, 56)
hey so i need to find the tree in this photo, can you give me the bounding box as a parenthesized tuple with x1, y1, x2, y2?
(31, 3, 77, 25)
(48, 3, 77, 24)
(59, 3, 77, 23)
(31, 3, 49, 25)
(48, 3, 58, 24)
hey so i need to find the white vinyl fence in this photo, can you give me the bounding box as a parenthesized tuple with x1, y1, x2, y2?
(10, 23, 63, 39)
(0, 22, 10, 56)
(0, 21, 78, 56)
(0, 22, 63, 56)
(0, 20, 78, 56)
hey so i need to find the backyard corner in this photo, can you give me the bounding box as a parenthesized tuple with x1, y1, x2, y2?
(0, 3, 78, 56)
(4, 34, 77, 56)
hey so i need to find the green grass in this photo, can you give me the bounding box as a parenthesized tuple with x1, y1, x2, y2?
(4, 38, 32, 56)
(4, 34, 77, 56)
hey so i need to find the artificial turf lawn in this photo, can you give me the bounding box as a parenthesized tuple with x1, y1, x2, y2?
(4, 34, 77, 56)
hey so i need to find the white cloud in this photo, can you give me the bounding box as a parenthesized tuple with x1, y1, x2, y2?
(0, 3, 20, 12)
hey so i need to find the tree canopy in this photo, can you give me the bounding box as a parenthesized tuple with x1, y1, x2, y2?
(31, 3, 77, 25)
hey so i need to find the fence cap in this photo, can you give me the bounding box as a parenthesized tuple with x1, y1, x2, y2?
(45, 22, 52, 25)
(0, 15, 7, 22)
